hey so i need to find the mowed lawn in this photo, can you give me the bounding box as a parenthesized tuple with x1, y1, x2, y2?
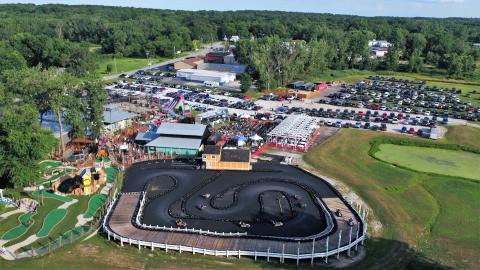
(373, 144, 480, 180)
(303, 127, 480, 269)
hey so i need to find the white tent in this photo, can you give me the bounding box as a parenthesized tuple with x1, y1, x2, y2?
(250, 134, 263, 141)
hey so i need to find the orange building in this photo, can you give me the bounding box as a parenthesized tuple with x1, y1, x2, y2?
(202, 145, 251, 171)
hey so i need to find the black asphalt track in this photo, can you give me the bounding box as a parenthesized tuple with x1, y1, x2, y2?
(122, 160, 338, 240)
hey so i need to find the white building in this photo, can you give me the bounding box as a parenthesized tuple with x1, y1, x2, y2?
(368, 39, 392, 48)
(230, 35, 240, 42)
(176, 69, 236, 85)
(370, 48, 389, 58)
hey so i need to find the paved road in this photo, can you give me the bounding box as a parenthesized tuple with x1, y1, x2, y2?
(102, 42, 223, 81)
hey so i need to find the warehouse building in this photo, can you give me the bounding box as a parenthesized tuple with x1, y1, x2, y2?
(176, 69, 236, 85)
(144, 123, 208, 156)
(103, 110, 137, 134)
(202, 145, 251, 171)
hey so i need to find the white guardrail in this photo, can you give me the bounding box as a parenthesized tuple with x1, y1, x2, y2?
(102, 193, 368, 264)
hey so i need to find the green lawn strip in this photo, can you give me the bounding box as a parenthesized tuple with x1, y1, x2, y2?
(5, 199, 62, 247)
(32, 190, 72, 203)
(36, 209, 67, 238)
(104, 167, 117, 183)
(373, 144, 480, 181)
(303, 128, 478, 269)
(1, 212, 35, 241)
(83, 194, 107, 219)
(1, 234, 306, 270)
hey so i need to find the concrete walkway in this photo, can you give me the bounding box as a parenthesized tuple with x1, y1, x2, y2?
(0, 209, 25, 220)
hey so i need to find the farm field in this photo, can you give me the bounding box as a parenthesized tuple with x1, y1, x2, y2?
(303, 126, 480, 269)
(373, 144, 480, 180)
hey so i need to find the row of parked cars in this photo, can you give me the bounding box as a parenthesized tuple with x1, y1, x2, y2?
(319, 77, 480, 121)
(276, 107, 444, 128)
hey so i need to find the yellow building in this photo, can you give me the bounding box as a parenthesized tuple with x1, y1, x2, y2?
(80, 168, 93, 195)
(202, 145, 251, 171)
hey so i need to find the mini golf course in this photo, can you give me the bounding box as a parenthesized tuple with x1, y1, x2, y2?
(105, 167, 117, 183)
(32, 191, 73, 203)
(39, 160, 62, 174)
(83, 194, 106, 219)
(36, 209, 67, 238)
(373, 144, 480, 180)
(2, 212, 34, 241)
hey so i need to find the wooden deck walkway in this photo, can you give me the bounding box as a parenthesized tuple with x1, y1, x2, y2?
(107, 193, 364, 255)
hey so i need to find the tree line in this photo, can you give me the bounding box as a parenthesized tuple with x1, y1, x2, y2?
(0, 4, 478, 79)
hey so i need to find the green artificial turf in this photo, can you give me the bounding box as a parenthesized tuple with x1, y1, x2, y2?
(83, 194, 106, 219)
(36, 209, 67, 238)
(373, 144, 480, 180)
(1, 212, 34, 241)
(32, 191, 72, 203)
(104, 167, 117, 184)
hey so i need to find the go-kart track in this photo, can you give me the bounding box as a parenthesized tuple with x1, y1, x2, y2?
(103, 160, 367, 264)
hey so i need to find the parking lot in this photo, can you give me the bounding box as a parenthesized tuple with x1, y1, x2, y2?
(105, 77, 477, 139)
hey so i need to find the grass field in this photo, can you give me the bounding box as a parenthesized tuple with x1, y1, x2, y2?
(96, 51, 193, 75)
(373, 144, 480, 180)
(38, 161, 62, 174)
(303, 127, 480, 269)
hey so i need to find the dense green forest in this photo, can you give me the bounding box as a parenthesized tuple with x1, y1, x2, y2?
(0, 4, 479, 81)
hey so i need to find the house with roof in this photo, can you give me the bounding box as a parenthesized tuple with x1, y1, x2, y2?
(173, 56, 204, 70)
(103, 110, 137, 134)
(140, 123, 208, 156)
(202, 145, 251, 171)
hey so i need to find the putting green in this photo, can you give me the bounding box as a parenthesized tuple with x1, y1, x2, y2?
(83, 194, 106, 219)
(374, 144, 480, 180)
(36, 209, 67, 238)
(39, 160, 62, 173)
(105, 167, 117, 183)
(32, 191, 72, 203)
(2, 212, 34, 241)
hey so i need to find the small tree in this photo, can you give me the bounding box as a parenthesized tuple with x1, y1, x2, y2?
(240, 73, 252, 93)
(106, 63, 113, 73)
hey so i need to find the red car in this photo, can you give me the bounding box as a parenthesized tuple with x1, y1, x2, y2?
(408, 127, 415, 134)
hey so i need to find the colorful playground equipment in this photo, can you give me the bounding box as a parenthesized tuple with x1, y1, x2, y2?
(161, 93, 191, 116)
(51, 167, 106, 196)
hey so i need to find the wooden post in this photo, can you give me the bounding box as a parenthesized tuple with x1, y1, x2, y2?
(311, 238, 315, 266)
(203, 248, 206, 256)
(348, 226, 353, 257)
(151, 242, 154, 251)
(355, 223, 360, 251)
(297, 246, 300, 266)
(226, 250, 229, 258)
(238, 250, 241, 259)
(120, 238, 124, 247)
(138, 241, 141, 250)
(165, 243, 168, 252)
(325, 236, 329, 264)
(281, 244, 285, 263)
(337, 230, 342, 259)
(267, 248, 270, 262)
(254, 250, 257, 261)
(362, 222, 368, 245)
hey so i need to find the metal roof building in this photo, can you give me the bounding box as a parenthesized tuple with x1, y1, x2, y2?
(176, 69, 236, 85)
(144, 123, 208, 156)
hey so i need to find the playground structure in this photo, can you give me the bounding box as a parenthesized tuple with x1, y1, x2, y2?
(161, 93, 191, 116)
(51, 167, 106, 196)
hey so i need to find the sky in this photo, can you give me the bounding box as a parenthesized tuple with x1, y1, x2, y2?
(0, 0, 478, 18)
